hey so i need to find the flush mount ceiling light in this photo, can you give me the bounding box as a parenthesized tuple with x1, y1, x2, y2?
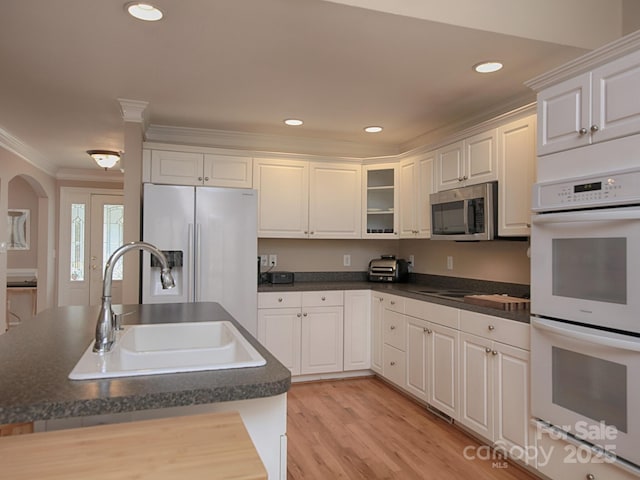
(87, 150, 121, 169)
(473, 61, 503, 73)
(364, 126, 383, 133)
(284, 119, 303, 126)
(126, 3, 164, 21)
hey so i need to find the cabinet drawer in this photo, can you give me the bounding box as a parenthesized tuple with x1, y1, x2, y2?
(423, 302, 460, 330)
(383, 310, 406, 351)
(536, 428, 638, 480)
(460, 311, 529, 350)
(382, 344, 406, 387)
(383, 294, 404, 313)
(258, 292, 302, 309)
(302, 290, 343, 307)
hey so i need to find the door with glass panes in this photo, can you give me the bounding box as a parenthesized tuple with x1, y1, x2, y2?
(57, 188, 124, 306)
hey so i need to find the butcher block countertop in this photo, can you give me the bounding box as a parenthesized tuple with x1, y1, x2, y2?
(0, 411, 266, 480)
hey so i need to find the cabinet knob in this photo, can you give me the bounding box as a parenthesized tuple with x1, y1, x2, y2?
(390, 300, 395, 305)
(590, 124, 599, 133)
(586, 474, 595, 480)
(198, 176, 203, 181)
(204, 176, 210, 181)
(310, 231, 315, 235)
(278, 297, 283, 302)
(304, 231, 308, 234)
(488, 325, 495, 331)
(492, 350, 498, 356)
(321, 296, 326, 301)
(390, 325, 396, 330)
(303, 312, 308, 317)
(297, 313, 302, 318)
(378, 297, 384, 302)
(390, 361, 396, 366)
(485, 347, 492, 353)
(458, 176, 464, 182)
(426, 328, 432, 334)
(579, 127, 588, 135)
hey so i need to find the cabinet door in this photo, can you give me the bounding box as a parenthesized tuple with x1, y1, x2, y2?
(300, 306, 344, 374)
(253, 158, 309, 238)
(435, 141, 464, 191)
(459, 332, 493, 440)
(203, 154, 252, 188)
(370, 293, 385, 374)
(344, 290, 371, 371)
(362, 164, 398, 238)
(382, 310, 406, 351)
(257, 307, 301, 375)
(498, 115, 536, 237)
(309, 162, 361, 238)
(429, 324, 459, 420)
(417, 152, 434, 238)
(493, 342, 534, 465)
(399, 157, 418, 238)
(150, 150, 204, 185)
(537, 73, 591, 155)
(465, 129, 498, 185)
(592, 49, 640, 144)
(405, 316, 429, 401)
(382, 344, 406, 387)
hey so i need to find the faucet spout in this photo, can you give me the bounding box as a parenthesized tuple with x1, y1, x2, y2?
(93, 241, 175, 353)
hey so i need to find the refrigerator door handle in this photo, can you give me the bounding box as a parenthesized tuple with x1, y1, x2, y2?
(194, 223, 201, 302)
(188, 223, 195, 302)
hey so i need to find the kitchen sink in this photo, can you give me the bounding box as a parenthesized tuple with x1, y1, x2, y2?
(408, 288, 481, 300)
(69, 321, 266, 380)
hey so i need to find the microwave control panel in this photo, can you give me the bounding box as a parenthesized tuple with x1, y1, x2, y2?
(532, 167, 640, 211)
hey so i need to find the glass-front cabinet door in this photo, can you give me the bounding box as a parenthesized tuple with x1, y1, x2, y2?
(362, 164, 398, 238)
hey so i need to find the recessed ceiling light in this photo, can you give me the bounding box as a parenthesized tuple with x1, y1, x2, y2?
(284, 119, 303, 126)
(126, 3, 163, 21)
(364, 126, 383, 133)
(473, 61, 503, 73)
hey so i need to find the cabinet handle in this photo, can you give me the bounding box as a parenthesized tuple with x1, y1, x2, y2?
(492, 350, 498, 356)
(458, 176, 464, 182)
(485, 347, 492, 353)
(198, 176, 203, 181)
(463, 175, 468, 180)
(278, 297, 283, 302)
(390, 361, 396, 366)
(390, 300, 395, 305)
(590, 125, 599, 133)
(488, 325, 495, 331)
(586, 474, 595, 480)
(426, 328, 432, 334)
(378, 297, 384, 302)
(310, 231, 315, 235)
(390, 325, 396, 330)
(321, 296, 326, 301)
(297, 313, 301, 318)
(304, 231, 308, 234)
(303, 312, 308, 317)
(579, 127, 588, 135)
(204, 176, 209, 181)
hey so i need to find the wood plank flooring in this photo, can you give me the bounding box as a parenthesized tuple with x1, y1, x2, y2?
(287, 377, 539, 480)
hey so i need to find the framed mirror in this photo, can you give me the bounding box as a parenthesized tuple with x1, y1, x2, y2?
(7, 209, 30, 250)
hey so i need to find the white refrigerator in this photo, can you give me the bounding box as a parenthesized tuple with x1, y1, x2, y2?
(141, 184, 258, 336)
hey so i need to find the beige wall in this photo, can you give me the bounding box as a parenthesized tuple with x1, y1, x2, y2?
(258, 237, 530, 285)
(7, 176, 39, 269)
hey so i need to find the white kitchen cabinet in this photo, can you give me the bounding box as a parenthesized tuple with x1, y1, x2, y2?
(399, 152, 434, 238)
(149, 150, 252, 187)
(254, 158, 361, 238)
(405, 315, 429, 402)
(497, 114, 536, 237)
(343, 290, 371, 371)
(537, 48, 640, 156)
(308, 162, 361, 238)
(458, 310, 534, 466)
(257, 291, 344, 376)
(428, 322, 459, 420)
(381, 299, 407, 387)
(362, 164, 399, 238)
(253, 158, 309, 238)
(435, 129, 497, 192)
(370, 292, 385, 374)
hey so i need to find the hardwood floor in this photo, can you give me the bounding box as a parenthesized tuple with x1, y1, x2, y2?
(287, 377, 539, 480)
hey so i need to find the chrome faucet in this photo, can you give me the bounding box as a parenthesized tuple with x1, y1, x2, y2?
(93, 241, 175, 353)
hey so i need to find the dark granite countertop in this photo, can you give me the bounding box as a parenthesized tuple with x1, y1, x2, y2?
(0, 302, 291, 424)
(259, 275, 531, 324)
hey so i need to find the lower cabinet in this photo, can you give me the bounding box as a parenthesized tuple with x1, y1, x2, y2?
(382, 309, 406, 387)
(343, 290, 371, 371)
(429, 323, 459, 420)
(370, 292, 385, 374)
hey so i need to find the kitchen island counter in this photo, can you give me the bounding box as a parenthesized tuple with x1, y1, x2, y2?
(0, 302, 291, 424)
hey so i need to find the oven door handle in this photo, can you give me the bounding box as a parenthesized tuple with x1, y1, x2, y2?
(532, 208, 640, 224)
(532, 318, 640, 352)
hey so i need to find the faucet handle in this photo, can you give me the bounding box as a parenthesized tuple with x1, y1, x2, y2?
(114, 310, 134, 331)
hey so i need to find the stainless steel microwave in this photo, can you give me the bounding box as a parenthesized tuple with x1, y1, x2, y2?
(430, 181, 497, 241)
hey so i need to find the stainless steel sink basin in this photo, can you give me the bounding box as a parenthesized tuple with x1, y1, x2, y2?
(69, 321, 266, 380)
(409, 288, 481, 300)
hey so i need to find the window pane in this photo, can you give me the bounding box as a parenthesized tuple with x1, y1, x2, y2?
(103, 204, 124, 280)
(70, 203, 85, 281)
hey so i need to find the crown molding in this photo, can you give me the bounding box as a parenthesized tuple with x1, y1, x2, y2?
(56, 167, 124, 183)
(525, 30, 640, 92)
(0, 126, 57, 176)
(118, 98, 149, 124)
(144, 124, 400, 159)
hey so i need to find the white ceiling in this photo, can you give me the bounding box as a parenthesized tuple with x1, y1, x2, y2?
(0, 0, 631, 174)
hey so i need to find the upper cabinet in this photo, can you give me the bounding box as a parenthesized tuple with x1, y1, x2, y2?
(362, 164, 398, 238)
(536, 48, 640, 156)
(399, 152, 434, 239)
(435, 129, 498, 191)
(497, 115, 536, 237)
(148, 149, 252, 187)
(254, 157, 361, 239)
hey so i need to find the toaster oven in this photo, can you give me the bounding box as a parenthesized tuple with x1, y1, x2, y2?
(368, 255, 409, 282)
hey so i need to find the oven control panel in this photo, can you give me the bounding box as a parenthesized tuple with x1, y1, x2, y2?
(532, 168, 640, 211)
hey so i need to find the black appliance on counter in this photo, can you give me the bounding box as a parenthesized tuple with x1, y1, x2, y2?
(368, 255, 409, 282)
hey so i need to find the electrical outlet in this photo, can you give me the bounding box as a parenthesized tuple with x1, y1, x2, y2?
(343, 254, 351, 267)
(269, 254, 278, 267)
(260, 255, 269, 267)
(446, 256, 453, 270)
